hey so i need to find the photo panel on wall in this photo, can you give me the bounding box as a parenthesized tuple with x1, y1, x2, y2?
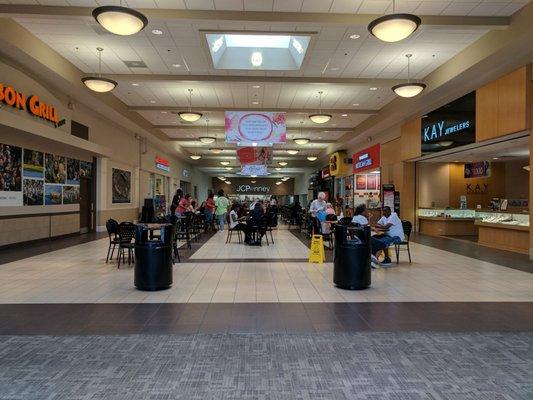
(67, 158, 80, 185)
(112, 168, 131, 204)
(23, 179, 44, 206)
(45, 154, 66, 184)
(0, 142, 23, 206)
(44, 184, 62, 205)
(23, 149, 44, 179)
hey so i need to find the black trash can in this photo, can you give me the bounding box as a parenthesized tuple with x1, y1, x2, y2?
(134, 224, 173, 291)
(333, 225, 371, 290)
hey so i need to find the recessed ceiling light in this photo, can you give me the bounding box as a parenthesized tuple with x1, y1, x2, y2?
(252, 85, 261, 89)
(151, 29, 163, 35)
(131, 83, 139, 86)
(172, 63, 181, 68)
(317, 137, 322, 139)
(252, 101, 259, 105)
(251, 51, 263, 67)
(150, 100, 156, 103)
(331, 67, 339, 71)
(349, 34, 361, 39)
(493, 157, 499, 160)
(341, 114, 348, 117)
(352, 103, 359, 106)
(220, 161, 230, 166)
(161, 111, 167, 114)
(369, 87, 378, 91)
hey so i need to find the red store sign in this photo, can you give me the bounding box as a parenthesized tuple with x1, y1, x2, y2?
(353, 144, 380, 173)
(155, 156, 170, 172)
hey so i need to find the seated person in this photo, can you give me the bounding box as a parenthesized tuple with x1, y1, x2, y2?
(371, 206, 405, 267)
(228, 204, 246, 233)
(351, 204, 370, 226)
(243, 203, 266, 244)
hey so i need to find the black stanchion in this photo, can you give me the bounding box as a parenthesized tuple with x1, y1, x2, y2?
(134, 224, 173, 291)
(333, 225, 371, 290)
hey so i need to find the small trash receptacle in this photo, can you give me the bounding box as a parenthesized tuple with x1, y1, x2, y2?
(134, 224, 173, 291)
(333, 224, 371, 290)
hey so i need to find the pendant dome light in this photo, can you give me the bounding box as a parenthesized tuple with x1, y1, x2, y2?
(309, 91, 332, 124)
(92, 1, 148, 36)
(199, 119, 215, 144)
(287, 149, 299, 155)
(190, 154, 201, 160)
(294, 121, 311, 145)
(392, 54, 426, 98)
(278, 161, 288, 167)
(307, 156, 318, 161)
(81, 48, 118, 93)
(178, 89, 203, 122)
(368, 0, 421, 43)
(210, 148, 223, 154)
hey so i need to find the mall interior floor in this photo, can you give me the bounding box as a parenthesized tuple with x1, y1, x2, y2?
(0, 226, 531, 399)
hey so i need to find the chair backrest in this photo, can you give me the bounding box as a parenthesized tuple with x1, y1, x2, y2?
(309, 215, 321, 235)
(119, 222, 136, 242)
(401, 220, 412, 240)
(337, 216, 352, 226)
(106, 219, 119, 238)
(267, 211, 278, 227)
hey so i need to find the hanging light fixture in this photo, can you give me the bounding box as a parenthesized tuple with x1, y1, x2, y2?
(210, 148, 223, 154)
(81, 48, 117, 93)
(307, 156, 318, 161)
(278, 161, 288, 167)
(368, 0, 421, 43)
(294, 121, 310, 145)
(199, 119, 215, 144)
(225, 180, 232, 185)
(392, 54, 426, 98)
(275, 181, 283, 185)
(220, 161, 230, 166)
(92, 1, 148, 36)
(190, 154, 201, 160)
(309, 91, 332, 124)
(178, 89, 203, 122)
(281, 177, 290, 181)
(218, 176, 226, 181)
(287, 149, 299, 155)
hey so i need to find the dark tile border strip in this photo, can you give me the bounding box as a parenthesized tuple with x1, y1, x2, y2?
(411, 233, 533, 273)
(0, 232, 107, 265)
(183, 258, 310, 263)
(1, 302, 531, 335)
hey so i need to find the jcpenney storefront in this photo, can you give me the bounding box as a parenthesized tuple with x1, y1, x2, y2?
(212, 177, 295, 205)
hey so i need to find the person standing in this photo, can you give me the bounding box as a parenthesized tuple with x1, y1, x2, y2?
(204, 193, 215, 231)
(170, 188, 183, 216)
(176, 194, 191, 215)
(215, 189, 230, 232)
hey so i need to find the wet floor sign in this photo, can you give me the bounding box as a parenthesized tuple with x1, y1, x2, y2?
(308, 235, 325, 264)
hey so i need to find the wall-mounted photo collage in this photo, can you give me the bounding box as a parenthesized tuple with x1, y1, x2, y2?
(0, 142, 92, 207)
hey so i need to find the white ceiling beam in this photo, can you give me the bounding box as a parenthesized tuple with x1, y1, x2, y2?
(131, 106, 376, 114)
(157, 125, 349, 132)
(0, 5, 510, 28)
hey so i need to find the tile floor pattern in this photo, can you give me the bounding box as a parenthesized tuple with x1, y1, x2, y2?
(0, 227, 532, 303)
(0, 332, 531, 400)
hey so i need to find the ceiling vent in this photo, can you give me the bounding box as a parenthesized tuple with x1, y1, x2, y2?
(123, 60, 148, 68)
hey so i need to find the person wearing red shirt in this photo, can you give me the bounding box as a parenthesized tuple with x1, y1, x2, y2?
(176, 194, 191, 215)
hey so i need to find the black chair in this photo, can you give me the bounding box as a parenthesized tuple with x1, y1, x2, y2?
(175, 215, 192, 250)
(394, 220, 413, 264)
(169, 216, 181, 264)
(226, 225, 243, 243)
(323, 214, 337, 250)
(117, 222, 136, 268)
(105, 219, 120, 263)
(265, 211, 278, 244)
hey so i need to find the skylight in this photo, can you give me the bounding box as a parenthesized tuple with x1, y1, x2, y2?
(205, 32, 312, 71)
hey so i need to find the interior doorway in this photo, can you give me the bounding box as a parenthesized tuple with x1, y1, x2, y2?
(79, 177, 93, 233)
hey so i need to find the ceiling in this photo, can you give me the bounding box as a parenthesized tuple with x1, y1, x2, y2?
(0, 0, 530, 178)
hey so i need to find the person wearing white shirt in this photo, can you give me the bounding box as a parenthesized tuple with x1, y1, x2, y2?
(309, 192, 327, 216)
(371, 206, 405, 266)
(351, 204, 370, 226)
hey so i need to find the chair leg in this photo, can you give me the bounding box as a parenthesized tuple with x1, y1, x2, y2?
(407, 242, 412, 263)
(269, 230, 274, 244)
(117, 247, 122, 269)
(395, 244, 399, 264)
(106, 242, 112, 263)
(265, 231, 269, 246)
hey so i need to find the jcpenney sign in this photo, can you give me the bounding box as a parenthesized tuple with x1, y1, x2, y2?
(236, 185, 270, 193)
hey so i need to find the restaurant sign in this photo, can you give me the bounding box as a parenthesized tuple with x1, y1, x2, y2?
(155, 156, 170, 172)
(0, 83, 61, 126)
(353, 144, 380, 173)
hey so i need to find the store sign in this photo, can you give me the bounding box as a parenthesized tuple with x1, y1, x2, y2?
(321, 167, 330, 179)
(235, 184, 270, 193)
(353, 144, 380, 173)
(182, 169, 190, 178)
(466, 183, 489, 194)
(237, 147, 273, 165)
(421, 92, 475, 154)
(464, 161, 490, 179)
(0, 83, 60, 125)
(155, 156, 170, 172)
(329, 151, 351, 176)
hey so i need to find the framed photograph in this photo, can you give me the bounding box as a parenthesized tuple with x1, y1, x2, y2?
(366, 174, 377, 190)
(355, 174, 367, 190)
(44, 184, 62, 205)
(112, 168, 131, 204)
(67, 159, 80, 185)
(62, 185, 80, 204)
(79, 161, 92, 178)
(23, 178, 44, 206)
(23, 149, 44, 179)
(45, 154, 66, 184)
(0, 143, 23, 206)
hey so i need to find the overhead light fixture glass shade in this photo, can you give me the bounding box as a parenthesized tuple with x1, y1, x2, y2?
(275, 181, 282, 185)
(251, 180, 256, 183)
(294, 138, 310, 145)
(82, 77, 117, 93)
(438, 140, 454, 147)
(368, 13, 420, 43)
(179, 88, 203, 122)
(392, 54, 426, 98)
(523, 165, 530, 171)
(309, 114, 332, 124)
(190, 155, 201, 160)
(178, 111, 203, 122)
(225, 181, 231, 184)
(220, 161, 230, 166)
(392, 82, 426, 98)
(218, 176, 226, 180)
(287, 150, 299, 155)
(82, 48, 117, 93)
(278, 161, 287, 166)
(92, 6, 148, 36)
(199, 137, 215, 144)
(225, 167, 232, 170)
(281, 177, 290, 181)
(210, 148, 223, 154)
(309, 91, 331, 124)
(307, 156, 318, 161)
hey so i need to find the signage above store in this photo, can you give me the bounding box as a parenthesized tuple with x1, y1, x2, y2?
(421, 92, 475, 155)
(329, 151, 351, 176)
(464, 161, 491, 179)
(235, 184, 270, 193)
(353, 144, 380, 173)
(0, 83, 60, 126)
(182, 169, 190, 178)
(321, 167, 331, 179)
(155, 156, 170, 172)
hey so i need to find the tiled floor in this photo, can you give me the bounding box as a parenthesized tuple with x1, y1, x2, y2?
(0, 227, 531, 304)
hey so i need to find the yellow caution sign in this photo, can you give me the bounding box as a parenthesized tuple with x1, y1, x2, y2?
(308, 235, 325, 264)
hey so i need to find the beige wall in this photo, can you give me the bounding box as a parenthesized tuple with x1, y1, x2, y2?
(417, 163, 450, 208)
